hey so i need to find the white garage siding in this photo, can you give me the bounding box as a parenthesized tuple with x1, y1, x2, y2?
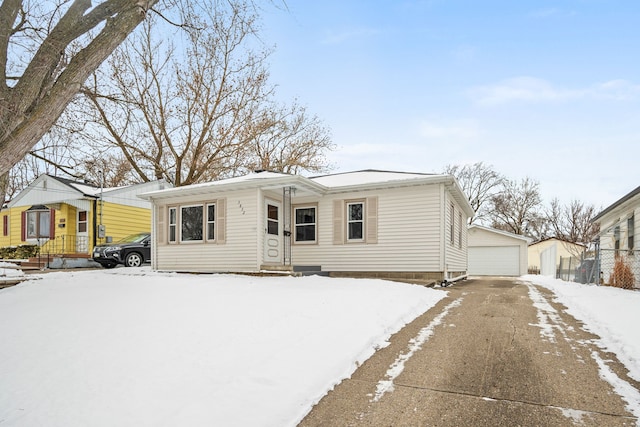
(467, 225, 529, 276)
(468, 246, 521, 276)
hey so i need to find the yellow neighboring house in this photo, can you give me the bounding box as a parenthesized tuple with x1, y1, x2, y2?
(1, 174, 170, 258)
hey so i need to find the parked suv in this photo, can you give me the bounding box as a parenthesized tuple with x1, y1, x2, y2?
(574, 258, 596, 284)
(92, 232, 151, 268)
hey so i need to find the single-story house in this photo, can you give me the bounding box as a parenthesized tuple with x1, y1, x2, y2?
(592, 185, 639, 288)
(527, 237, 586, 276)
(1, 174, 170, 257)
(141, 170, 475, 284)
(467, 225, 529, 276)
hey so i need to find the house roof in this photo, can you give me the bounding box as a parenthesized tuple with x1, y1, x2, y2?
(592, 184, 640, 223)
(310, 169, 437, 187)
(528, 236, 586, 248)
(141, 169, 475, 216)
(468, 224, 532, 243)
(8, 174, 169, 209)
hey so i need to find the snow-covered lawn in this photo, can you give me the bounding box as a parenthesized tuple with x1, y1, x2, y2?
(0, 261, 26, 281)
(2, 269, 639, 427)
(0, 267, 445, 427)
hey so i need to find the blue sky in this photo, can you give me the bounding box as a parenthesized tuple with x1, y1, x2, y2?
(261, 1, 639, 209)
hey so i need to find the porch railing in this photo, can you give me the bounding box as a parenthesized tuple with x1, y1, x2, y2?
(40, 235, 90, 255)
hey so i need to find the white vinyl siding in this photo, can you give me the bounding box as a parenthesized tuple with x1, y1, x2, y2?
(444, 191, 468, 275)
(155, 189, 256, 272)
(467, 226, 528, 276)
(292, 186, 443, 272)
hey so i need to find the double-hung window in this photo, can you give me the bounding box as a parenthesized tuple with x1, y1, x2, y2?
(458, 211, 463, 248)
(168, 207, 177, 243)
(206, 203, 216, 241)
(26, 209, 50, 239)
(614, 226, 621, 256)
(628, 215, 635, 250)
(347, 202, 364, 241)
(181, 205, 203, 242)
(450, 204, 455, 245)
(294, 206, 316, 243)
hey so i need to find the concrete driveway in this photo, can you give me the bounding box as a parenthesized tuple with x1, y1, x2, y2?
(299, 277, 639, 426)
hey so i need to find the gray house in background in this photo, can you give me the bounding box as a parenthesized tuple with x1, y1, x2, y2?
(592, 185, 639, 288)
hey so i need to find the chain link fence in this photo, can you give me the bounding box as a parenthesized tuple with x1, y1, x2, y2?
(597, 249, 640, 288)
(557, 256, 580, 282)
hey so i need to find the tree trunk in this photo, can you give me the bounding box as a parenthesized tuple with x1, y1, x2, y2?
(0, 0, 160, 176)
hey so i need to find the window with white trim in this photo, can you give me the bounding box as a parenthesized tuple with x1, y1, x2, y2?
(347, 201, 364, 241)
(27, 209, 50, 238)
(450, 204, 455, 245)
(168, 207, 177, 243)
(458, 211, 463, 248)
(78, 211, 88, 233)
(206, 203, 216, 241)
(294, 206, 316, 243)
(628, 215, 635, 250)
(181, 205, 203, 242)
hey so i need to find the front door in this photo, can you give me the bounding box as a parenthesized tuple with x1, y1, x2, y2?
(263, 200, 282, 264)
(76, 210, 89, 253)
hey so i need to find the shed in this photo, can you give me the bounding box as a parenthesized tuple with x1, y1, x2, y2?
(467, 225, 529, 276)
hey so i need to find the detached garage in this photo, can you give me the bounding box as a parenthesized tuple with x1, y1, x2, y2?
(467, 225, 529, 276)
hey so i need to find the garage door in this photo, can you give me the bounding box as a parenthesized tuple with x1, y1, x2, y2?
(468, 246, 520, 276)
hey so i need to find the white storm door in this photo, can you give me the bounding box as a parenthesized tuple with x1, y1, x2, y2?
(76, 210, 89, 253)
(264, 200, 282, 264)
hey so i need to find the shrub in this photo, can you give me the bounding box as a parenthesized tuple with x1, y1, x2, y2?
(610, 257, 636, 290)
(0, 245, 40, 259)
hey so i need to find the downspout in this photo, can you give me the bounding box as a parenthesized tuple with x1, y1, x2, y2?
(92, 199, 97, 249)
(440, 183, 447, 284)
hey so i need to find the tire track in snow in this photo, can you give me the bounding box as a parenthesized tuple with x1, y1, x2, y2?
(371, 297, 464, 402)
(527, 283, 640, 424)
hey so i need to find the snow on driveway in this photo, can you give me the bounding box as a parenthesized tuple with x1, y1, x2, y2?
(0, 267, 445, 427)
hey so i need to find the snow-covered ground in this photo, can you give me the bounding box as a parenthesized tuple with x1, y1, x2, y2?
(0, 267, 445, 427)
(522, 275, 640, 384)
(0, 261, 26, 281)
(1, 268, 639, 426)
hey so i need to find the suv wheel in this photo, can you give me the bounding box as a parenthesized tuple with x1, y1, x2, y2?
(125, 252, 143, 267)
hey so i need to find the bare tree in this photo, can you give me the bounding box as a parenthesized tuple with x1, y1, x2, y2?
(73, 1, 332, 186)
(444, 162, 504, 224)
(489, 177, 544, 238)
(547, 198, 600, 244)
(0, 0, 160, 177)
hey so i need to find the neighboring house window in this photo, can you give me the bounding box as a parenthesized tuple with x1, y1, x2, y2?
(347, 201, 364, 241)
(614, 225, 620, 255)
(168, 207, 177, 243)
(450, 204, 455, 245)
(458, 211, 462, 248)
(26, 209, 51, 239)
(206, 203, 216, 241)
(78, 211, 88, 233)
(2, 215, 7, 236)
(294, 206, 316, 243)
(181, 205, 203, 242)
(628, 215, 635, 250)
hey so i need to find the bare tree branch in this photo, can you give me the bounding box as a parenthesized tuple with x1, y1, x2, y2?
(0, 0, 160, 176)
